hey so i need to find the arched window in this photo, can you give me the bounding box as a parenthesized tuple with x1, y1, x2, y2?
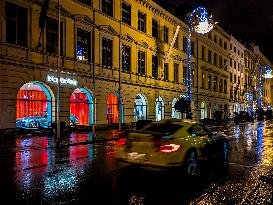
(172, 98, 180, 119)
(134, 94, 147, 121)
(200, 101, 206, 119)
(16, 82, 53, 128)
(70, 88, 93, 126)
(155, 96, 164, 121)
(107, 92, 124, 124)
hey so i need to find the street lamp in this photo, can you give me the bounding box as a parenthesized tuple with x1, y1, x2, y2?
(186, 7, 215, 102)
(258, 66, 272, 108)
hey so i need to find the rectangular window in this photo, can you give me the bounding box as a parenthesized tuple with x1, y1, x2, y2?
(219, 38, 223, 47)
(46, 17, 63, 55)
(224, 42, 227, 50)
(224, 59, 227, 70)
(102, 37, 112, 67)
(164, 63, 169, 81)
(152, 55, 158, 78)
(174, 63, 179, 83)
(224, 80, 227, 93)
(214, 35, 217, 43)
(234, 61, 236, 69)
(152, 19, 159, 38)
(77, 28, 91, 62)
(102, 0, 113, 17)
(234, 74, 236, 83)
(230, 73, 232, 82)
(219, 56, 223, 68)
(163, 26, 169, 43)
(122, 44, 131, 72)
(122, 2, 131, 25)
(5, 2, 28, 47)
(201, 46, 205, 60)
(208, 75, 211, 90)
(202, 72, 205, 88)
(219, 79, 223, 93)
(183, 37, 187, 52)
(183, 66, 187, 84)
(138, 51, 145, 75)
(213, 76, 217, 91)
(138, 12, 146, 32)
(234, 46, 236, 53)
(214, 53, 217, 66)
(230, 43, 232, 49)
(208, 50, 212, 63)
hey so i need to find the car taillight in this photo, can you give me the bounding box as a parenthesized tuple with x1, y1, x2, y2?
(159, 144, 182, 153)
(116, 138, 127, 146)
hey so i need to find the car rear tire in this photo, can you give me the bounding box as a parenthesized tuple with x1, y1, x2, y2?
(184, 151, 199, 178)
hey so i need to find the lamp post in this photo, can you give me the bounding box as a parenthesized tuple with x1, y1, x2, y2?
(186, 7, 215, 103)
(258, 66, 272, 108)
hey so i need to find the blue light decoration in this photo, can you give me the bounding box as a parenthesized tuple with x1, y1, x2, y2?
(258, 66, 272, 108)
(186, 7, 215, 102)
(77, 45, 83, 60)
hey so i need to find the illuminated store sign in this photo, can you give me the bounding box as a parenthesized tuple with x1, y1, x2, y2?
(47, 75, 77, 86)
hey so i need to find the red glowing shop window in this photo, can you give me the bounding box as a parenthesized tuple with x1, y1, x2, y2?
(17, 84, 48, 119)
(70, 90, 90, 125)
(107, 93, 119, 124)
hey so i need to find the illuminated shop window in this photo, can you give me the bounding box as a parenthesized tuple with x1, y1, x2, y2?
(107, 92, 123, 124)
(134, 94, 147, 121)
(200, 101, 206, 119)
(70, 88, 93, 126)
(172, 98, 180, 119)
(155, 96, 164, 121)
(16, 82, 52, 128)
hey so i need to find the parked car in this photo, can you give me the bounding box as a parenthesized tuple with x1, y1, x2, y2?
(69, 114, 79, 126)
(16, 114, 78, 128)
(115, 119, 229, 177)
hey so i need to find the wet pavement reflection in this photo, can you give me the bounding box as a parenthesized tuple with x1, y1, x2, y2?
(0, 121, 273, 204)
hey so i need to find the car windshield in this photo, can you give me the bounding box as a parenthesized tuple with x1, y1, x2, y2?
(141, 123, 183, 135)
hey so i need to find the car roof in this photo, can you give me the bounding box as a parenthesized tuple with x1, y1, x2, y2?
(157, 118, 200, 125)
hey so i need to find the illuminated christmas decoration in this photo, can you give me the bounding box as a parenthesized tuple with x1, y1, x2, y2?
(186, 7, 215, 102)
(264, 66, 273, 78)
(258, 66, 272, 108)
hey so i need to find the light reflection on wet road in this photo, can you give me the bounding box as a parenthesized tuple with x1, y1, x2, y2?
(0, 121, 273, 204)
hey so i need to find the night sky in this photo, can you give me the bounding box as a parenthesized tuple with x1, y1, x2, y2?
(155, 0, 273, 62)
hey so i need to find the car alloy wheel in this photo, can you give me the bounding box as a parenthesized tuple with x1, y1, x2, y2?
(186, 151, 199, 177)
(29, 121, 39, 128)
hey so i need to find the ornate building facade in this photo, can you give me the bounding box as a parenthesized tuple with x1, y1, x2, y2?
(0, 0, 272, 132)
